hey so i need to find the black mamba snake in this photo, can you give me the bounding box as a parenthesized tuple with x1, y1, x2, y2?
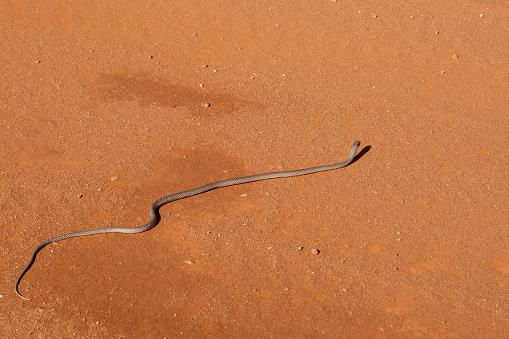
(16, 141, 360, 300)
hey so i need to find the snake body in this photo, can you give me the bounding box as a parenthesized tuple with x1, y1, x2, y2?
(16, 141, 360, 300)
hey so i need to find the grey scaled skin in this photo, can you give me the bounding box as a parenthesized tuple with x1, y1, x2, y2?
(16, 141, 360, 300)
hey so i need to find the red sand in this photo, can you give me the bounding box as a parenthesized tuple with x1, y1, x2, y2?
(2, 1, 508, 337)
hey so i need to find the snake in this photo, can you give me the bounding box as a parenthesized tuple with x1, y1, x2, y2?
(15, 140, 360, 300)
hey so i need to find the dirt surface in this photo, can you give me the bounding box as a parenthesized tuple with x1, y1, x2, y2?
(1, 0, 508, 337)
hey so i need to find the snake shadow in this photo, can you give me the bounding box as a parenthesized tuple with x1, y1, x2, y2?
(351, 144, 371, 165)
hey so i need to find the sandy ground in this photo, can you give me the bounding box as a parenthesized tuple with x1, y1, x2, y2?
(1, 0, 508, 337)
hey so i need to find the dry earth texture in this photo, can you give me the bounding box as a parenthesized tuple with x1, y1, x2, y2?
(1, 0, 508, 338)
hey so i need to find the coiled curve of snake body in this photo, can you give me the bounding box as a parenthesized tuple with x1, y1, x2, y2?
(15, 141, 360, 300)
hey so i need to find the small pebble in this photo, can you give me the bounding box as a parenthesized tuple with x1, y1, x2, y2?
(184, 260, 194, 265)
(201, 102, 210, 107)
(78, 194, 83, 198)
(452, 54, 459, 59)
(479, 14, 484, 17)
(297, 246, 303, 251)
(111, 176, 119, 181)
(311, 248, 320, 255)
